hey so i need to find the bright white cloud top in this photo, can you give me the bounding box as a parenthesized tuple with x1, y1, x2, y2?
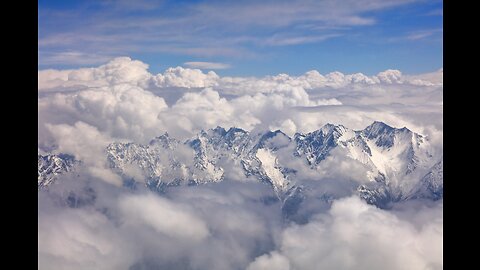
(39, 57, 442, 137)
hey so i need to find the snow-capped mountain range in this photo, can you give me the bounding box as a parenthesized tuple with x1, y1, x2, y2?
(38, 121, 443, 210)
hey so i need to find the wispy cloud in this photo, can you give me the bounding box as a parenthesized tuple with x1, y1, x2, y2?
(184, 62, 231, 70)
(406, 29, 443, 41)
(385, 28, 443, 43)
(262, 34, 342, 46)
(425, 8, 443, 16)
(99, 0, 162, 11)
(39, 0, 419, 66)
(39, 51, 116, 66)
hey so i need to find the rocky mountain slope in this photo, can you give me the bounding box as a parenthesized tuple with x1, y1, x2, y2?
(38, 122, 443, 210)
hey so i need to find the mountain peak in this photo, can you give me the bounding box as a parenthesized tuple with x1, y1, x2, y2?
(226, 127, 247, 134)
(362, 121, 414, 139)
(323, 123, 337, 128)
(150, 132, 169, 141)
(203, 126, 248, 138)
(320, 123, 348, 135)
(366, 120, 392, 130)
(363, 121, 393, 136)
(38, 154, 78, 188)
(149, 132, 178, 148)
(256, 129, 291, 150)
(40, 123, 441, 209)
(212, 126, 227, 135)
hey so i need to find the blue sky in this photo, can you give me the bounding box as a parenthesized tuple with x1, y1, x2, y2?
(38, 0, 442, 76)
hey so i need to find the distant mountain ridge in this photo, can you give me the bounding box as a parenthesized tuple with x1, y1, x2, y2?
(38, 121, 443, 211)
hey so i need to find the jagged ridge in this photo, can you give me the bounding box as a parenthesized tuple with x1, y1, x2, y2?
(38, 122, 443, 210)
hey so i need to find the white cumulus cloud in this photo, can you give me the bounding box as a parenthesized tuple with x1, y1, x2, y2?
(251, 196, 443, 270)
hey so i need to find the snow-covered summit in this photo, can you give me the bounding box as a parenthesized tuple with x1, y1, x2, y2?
(38, 121, 442, 209)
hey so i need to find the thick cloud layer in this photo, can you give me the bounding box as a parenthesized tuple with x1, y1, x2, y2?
(248, 197, 443, 270)
(39, 176, 442, 270)
(39, 177, 283, 270)
(39, 57, 442, 142)
(38, 57, 443, 269)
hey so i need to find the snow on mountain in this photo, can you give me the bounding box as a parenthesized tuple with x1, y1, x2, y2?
(38, 153, 78, 188)
(256, 148, 290, 194)
(294, 124, 355, 165)
(38, 121, 443, 210)
(348, 122, 437, 206)
(106, 133, 224, 192)
(405, 159, 443, 200)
